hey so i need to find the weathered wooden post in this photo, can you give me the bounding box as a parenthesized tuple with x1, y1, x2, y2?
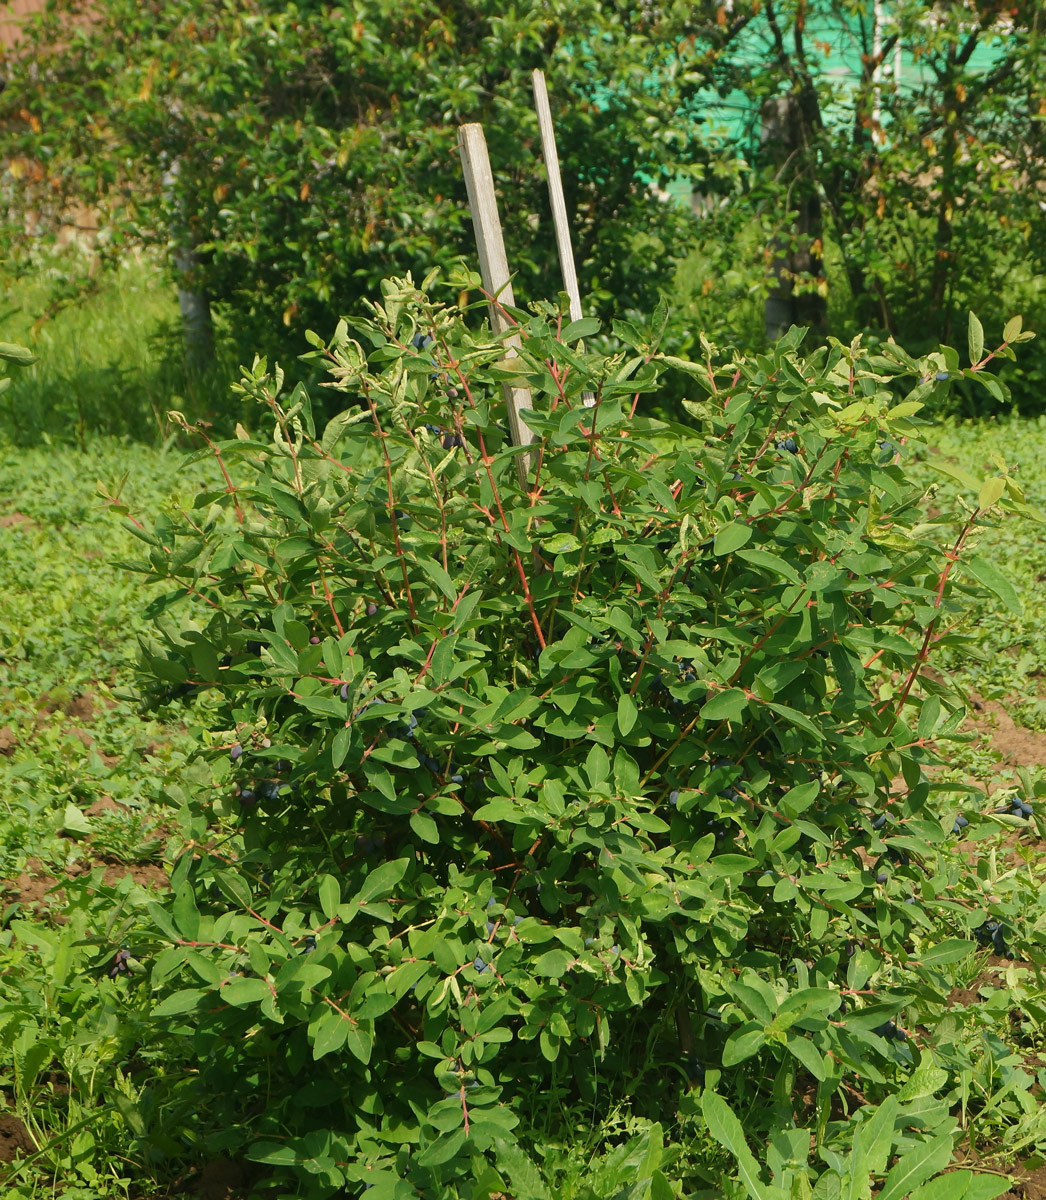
(531, 69, 596, 408)
(457, 123, 536, 490)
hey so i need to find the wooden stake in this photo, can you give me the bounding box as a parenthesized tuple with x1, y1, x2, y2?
(457, 122, 536, 487)
(532, 69, 595, 407)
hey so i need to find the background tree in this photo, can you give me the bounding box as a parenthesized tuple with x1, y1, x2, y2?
(0, 0, 748, 384)
(682, 0, 1046, 405)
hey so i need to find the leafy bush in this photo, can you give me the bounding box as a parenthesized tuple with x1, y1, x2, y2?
(124, 275, 1038, 1197)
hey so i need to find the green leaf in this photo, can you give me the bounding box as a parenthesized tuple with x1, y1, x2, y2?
(737, 547, 802, 583)
(152, 989, 206, 1016)
(416, 1128, 467, 1168)
(701, 689, 749, 722)
(963, 554, 1021, 615)
(976, 476, 1005, 511)
(491, 1138, 553, 1200)
(702, 1091, 784, 1200)
(247, 1142, 300, 1166)
(311, 1010, 349, 1059)
(60, 802, 92, 836)
(356, 858, 410, 904)
(533, 949, 574, 978)
(649, 1170, 675, 1200)
(785, 1033, 827, 1081)
(909, 1175, 971, 1200)
(318, 874, 340, 919)
(714, 522, 753, 556)
(968, 312, 984, 365)
(221, 976, 271, 1006)
(561, 317, 601, 343)
(962, 1177, 1014, 1200)
(918, 938, 976, 969)
(877, 1132, 954, 1200)
(617, 692, 638, 736)
(897, 1065, 949, 1102)
(1003, 314, 1023, 343)
(0, 341, 36, 366)
(171, 884, 201, 941)
(848, 1096, 899, 1183)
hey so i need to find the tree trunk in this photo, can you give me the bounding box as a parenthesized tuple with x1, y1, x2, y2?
(761, 94, 827, 343)
(163, 160, 215, 377)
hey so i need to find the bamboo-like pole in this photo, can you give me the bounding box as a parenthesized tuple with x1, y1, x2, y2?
(532, 69, 595, 407)
(457, 122, 536, 488)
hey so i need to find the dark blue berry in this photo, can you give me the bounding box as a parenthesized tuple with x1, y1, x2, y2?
(873, 1020, 903, 1041)
(239, 788, 256, 806)
(871, 813, 887, 830)
(876, 872, 888, 884)
(776, 437, 798, 453)
(935, 371, 949, 381)
(952, 815, 969, 833)
(108, 948, 132, 978)
(303, 935, 316, 954)
(340, 684, 350, 701)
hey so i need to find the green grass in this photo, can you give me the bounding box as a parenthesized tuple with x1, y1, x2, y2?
(920, 417, 1046, 734)
(0, 437, 209, 1198)
(1, 251, 238, 446)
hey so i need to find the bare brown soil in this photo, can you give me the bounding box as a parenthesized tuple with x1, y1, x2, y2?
(968, 697, 1046, 771)
(0, 1114, 34, 1164)
(3, 854, 168, 915)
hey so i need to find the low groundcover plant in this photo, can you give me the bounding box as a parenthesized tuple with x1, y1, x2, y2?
(120, 274, 1039, 1198)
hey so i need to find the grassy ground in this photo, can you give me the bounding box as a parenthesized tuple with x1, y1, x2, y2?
(4, 264, 1046, 1197)
(0, 251, 240, 446)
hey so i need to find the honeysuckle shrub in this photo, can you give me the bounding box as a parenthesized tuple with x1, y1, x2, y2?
(123, 275, 1039, 1198)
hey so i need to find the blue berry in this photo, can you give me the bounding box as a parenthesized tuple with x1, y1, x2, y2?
(876, 872, 888, 884)
(230, 743, 243, 761)
(935, 371, 949, 381)
(473, 956, 489, 974)
(669, 790, 680, 807)
(340, 683, 350, 701)
(873, 1020, 903, 1041)
(953, 814, 969, 833)
(776, 437, 798, 453)
(108, 948, 132, 978)
(871, 813, 887, 830)
(366, 603, 378, 617)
